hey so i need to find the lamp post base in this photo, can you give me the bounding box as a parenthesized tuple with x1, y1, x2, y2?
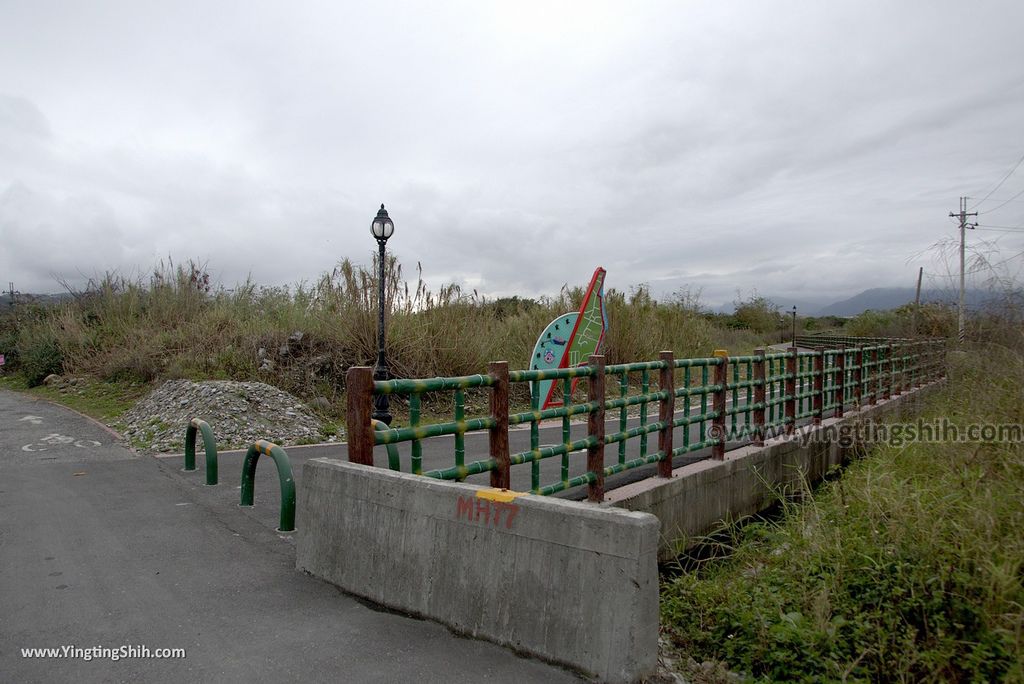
(371, 365, 392, 426)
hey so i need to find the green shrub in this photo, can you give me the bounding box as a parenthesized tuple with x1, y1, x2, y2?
(661, 340, 1023, 682)
(17, 325, 64, 386)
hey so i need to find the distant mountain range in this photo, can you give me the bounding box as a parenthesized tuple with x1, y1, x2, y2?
(706, 287, 1005, 317)
(757, 287, 998, 318)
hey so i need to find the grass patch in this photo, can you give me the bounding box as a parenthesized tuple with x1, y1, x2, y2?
(0, 374, 148, 423)
(0, 259, 780, 408)
(660, 345, 1024, 682)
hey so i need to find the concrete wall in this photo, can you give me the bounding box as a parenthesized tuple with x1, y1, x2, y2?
(296, 459, 660, 683)
(605, 382, 943, 559)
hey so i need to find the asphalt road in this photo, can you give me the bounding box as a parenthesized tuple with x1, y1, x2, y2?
(0, 390, 582, 683)
(1, 378, 816, 681)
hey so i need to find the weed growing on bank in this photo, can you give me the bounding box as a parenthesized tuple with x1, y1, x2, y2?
(660, 343, 1024, 681)
(0, 259, 770, 411)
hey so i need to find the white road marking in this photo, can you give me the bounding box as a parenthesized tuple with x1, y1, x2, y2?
(19, 415, 44, 424)
(40, 433, 75, 445)
(21, 434, 101, 451)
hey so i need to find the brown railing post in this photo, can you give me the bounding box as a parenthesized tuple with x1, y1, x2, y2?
(868, 347, 879, 406)
(587, 355, 606, 501)
(926, 340, 934, 382)
(346, 366, 374, 466)
(835, 346, 846, 418)
(812, 347, 824, 425)
(901, 342, 909, 395)
(488, 361, 511, 489)
(657, 351, 675, 477)
(784, 346, 797, 435)
(920, 341, 927, 383)
(853, 346, 864, 407)
(892, 342, 902, 397)
(712, 350, 729, 458)
(752, 347, 766, 446)
(883, 343, 893, 400)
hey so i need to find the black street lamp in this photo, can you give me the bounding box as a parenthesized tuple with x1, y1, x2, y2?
(791, 306, 798, 346)
(371, 204, 394, 425)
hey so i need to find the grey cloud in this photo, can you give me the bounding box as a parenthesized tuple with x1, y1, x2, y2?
(1, 1, 1022, 310)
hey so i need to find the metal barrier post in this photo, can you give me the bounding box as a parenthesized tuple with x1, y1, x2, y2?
(240, 440, 296, 533)
(587, 355, 606, 501)
(184, 418, 218, 485)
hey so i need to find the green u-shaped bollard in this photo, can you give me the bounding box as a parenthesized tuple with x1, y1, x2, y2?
(372, 419, 401, 471)
(240, 440, 296, 533)
(184, 419, 218, 485)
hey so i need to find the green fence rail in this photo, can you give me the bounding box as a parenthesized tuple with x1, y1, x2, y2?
(347, 337, 945, 502)
(184, 418, 218, 485)
(240, 439, 296, 533)
(795, 334, 900, 348)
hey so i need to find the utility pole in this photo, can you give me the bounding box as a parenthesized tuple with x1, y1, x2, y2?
(4, 282, 18, 307)
(912, 266, 923, 337)
(949, 197, 977, 344)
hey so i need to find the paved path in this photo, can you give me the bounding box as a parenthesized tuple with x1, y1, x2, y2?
(0, 390, 581, 683)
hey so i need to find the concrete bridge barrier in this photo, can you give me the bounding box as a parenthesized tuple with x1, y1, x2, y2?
(296, 459, 659, 683)
(606, 380, 945, 559)
(300, 339, 944, 681)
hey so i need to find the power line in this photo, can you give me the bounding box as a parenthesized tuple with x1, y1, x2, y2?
(922, 270, 958, 280)
(977, 185, 1024, 215)
(980, 249, 1024, 269)
(969, 150, 1024, 210)
(971, 197, 1024, 204)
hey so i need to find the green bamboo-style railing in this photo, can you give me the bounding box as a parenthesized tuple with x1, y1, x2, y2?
(346, 338, 945, 502)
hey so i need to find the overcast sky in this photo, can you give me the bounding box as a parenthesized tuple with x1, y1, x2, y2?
(2, 0, 1023, 309)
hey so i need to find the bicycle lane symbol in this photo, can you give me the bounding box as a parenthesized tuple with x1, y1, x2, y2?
(22, 433, 102, 452)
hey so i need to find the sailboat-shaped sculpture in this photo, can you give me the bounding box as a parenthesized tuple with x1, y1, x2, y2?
(528, 267, 608, 410)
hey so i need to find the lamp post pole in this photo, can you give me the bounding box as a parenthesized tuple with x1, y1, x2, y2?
(791, 306, 797, 346)
(371, 204, 394, 425)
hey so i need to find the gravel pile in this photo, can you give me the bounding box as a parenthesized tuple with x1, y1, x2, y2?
(119, 379, 331, 453)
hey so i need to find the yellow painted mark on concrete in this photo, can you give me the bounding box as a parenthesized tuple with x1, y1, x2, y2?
(476, 488, 524, 503)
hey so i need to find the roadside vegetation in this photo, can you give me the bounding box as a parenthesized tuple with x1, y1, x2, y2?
(660, 328, 1024, 681)
(0, 257, 962, 428)
(0, 259, 776, 418)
